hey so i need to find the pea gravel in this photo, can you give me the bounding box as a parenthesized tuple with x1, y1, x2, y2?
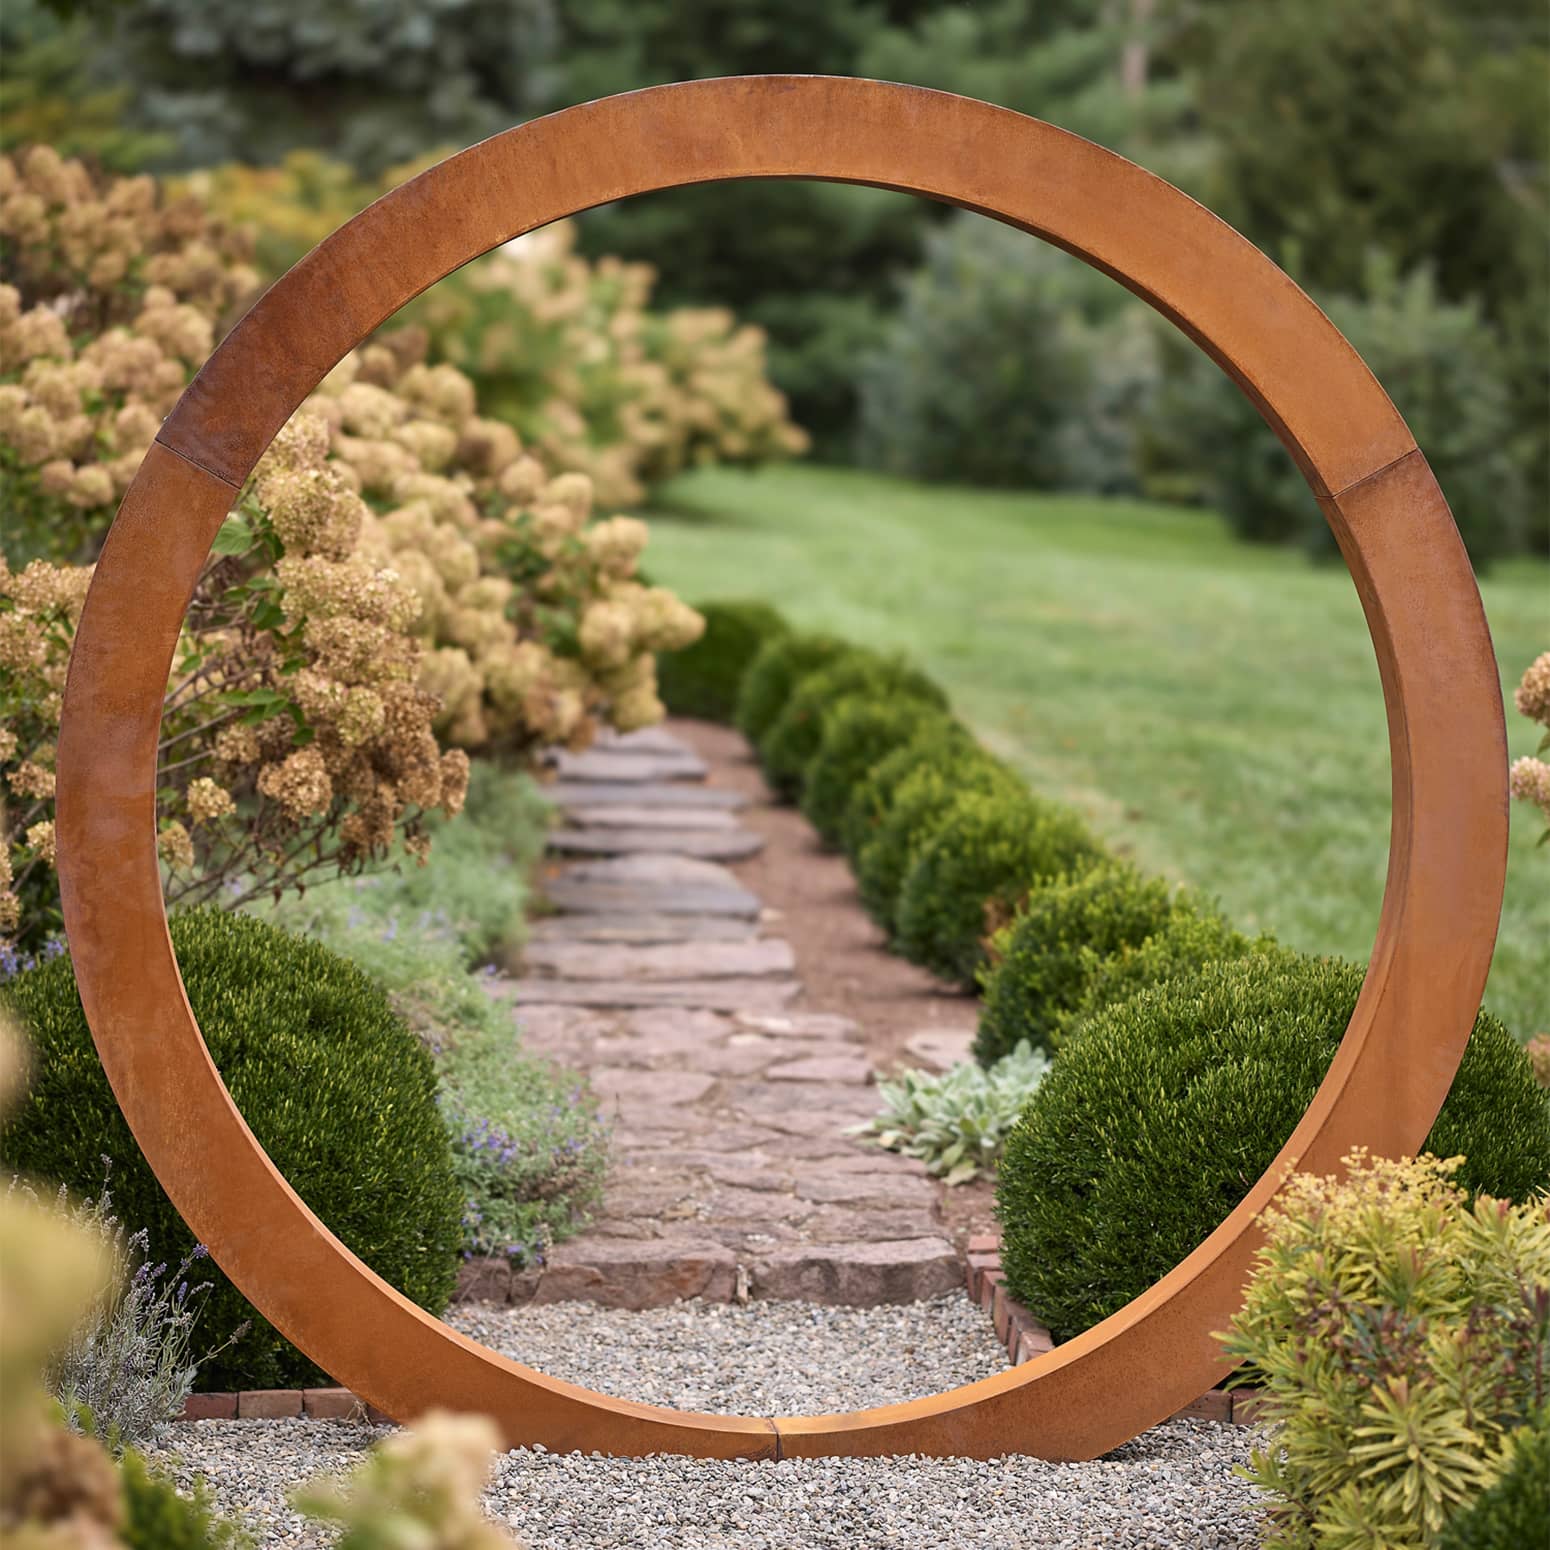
(444, 1293, 1006, 1414)
(147, 1295, 1268, 1548)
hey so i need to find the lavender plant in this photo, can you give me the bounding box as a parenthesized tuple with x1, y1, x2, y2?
(14, 1167, 246, 1449)
(440, 1054, 609, 1265)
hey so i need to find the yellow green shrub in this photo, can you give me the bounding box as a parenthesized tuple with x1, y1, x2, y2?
(1222, 1150, 1550, 1550)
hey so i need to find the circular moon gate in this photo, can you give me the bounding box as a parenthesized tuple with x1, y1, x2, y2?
(55, 76, 1507, 1462)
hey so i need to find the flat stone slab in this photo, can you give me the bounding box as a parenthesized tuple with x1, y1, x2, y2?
(767, 1054, 874, 1085)
(750, 1238, 961, 1304)
(557, 853, 747, 887)
(524, 938, 795, 982)
(542, 781, 748, 809)
(549, 826, 765, 861)
(548, 749, 709, 783)
(733, 1011, 865, 1044)
(528, 913, 760, 944)
(507, 977, 800, 1011)
(481, 1239, 739, 1309)
(590, 1068, 717, 1106)
(542, 881, 761, 917)
(565, 805, 739, 830)
(904, 1026, 978, 1072)
(590, 726, 695, 755)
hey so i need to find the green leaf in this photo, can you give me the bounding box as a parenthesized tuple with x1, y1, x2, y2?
(211, 514, 254, 556)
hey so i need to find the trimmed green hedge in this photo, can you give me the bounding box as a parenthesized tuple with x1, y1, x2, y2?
(734, 631, 850, 746)
(854, 744, 1019, 932)
(758, 651, 948, 801)
(839, 719, 978, 862)
(895, 789, 1106, 989)
(975, 866, 1250, 1063)
(996, 950, 1550, 1340)
(1, 909, 463, 1391)
(801, 698, 954, 849)
(657, 598, 789, 723)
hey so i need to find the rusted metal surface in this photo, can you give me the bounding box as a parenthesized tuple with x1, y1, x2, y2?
(54, 76, 1507, 1461)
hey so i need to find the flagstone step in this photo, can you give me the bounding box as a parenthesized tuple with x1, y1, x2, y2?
(548, 748, 709, 783)
(527, 913, 761, 944)
(541, 780, 749, 809)
(542, 880, 762, 917)
(523, 937, 795, 982)
(549, 825, 764, 861)
(504, 976, 801, 1011)
(565, 804, 740, 829)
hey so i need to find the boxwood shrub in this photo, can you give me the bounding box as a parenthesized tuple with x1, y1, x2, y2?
(975, 865, 1238, 1063)
(1054, 906, 1268, 1051)
(1437, 1411, 1549, 1550)
(0, 908, 464, 1391)
(996, 950, 1550, 1340)
(656, 599, 789, 723)
(839, 719, 979, 862)
(801, 698, 955, 849)
(854, 744, 1020, 932)
(758, 653, 949, 801)
(734, 630, 850, 746)
(895, 790, 1106, 989)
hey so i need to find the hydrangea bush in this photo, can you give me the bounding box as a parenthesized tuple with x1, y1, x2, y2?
(1, 148, 707, 952)
(183, 157, 809, 509)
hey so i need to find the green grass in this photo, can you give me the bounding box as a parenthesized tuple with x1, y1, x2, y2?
(643, 464, 1548, 1036)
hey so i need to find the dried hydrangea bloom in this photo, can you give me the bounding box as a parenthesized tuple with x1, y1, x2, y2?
(1515, 652, 1550, 727)
(155, 821, 195, 872)
(1509, 756, 1550, 818)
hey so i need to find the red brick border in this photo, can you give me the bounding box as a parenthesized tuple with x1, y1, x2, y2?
(965, 1235, 1255, 1427)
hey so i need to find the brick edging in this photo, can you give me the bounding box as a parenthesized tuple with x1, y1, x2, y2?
(965, 1236, 1265, 1428)
(181, 1387, 387, 1423)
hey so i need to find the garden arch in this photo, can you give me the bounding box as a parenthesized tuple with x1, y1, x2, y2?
(55, 76, 1507, 1461)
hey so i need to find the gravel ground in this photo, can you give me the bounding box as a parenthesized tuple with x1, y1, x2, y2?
(445, 1293, 1005, 1414)
(148, 1295, 1268, 1549)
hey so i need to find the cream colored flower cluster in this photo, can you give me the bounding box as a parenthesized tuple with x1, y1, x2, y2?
(298, 331, 703, 755)
(0, 554, 90, 941)
(409, 222, 807, 509)
(0, 145, 257, 331)
(0, 279, 212, 525)
(1510, 650, 1550, 830)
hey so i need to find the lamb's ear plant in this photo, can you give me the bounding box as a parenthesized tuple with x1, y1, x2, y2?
(851, 1042, 1051, 1184)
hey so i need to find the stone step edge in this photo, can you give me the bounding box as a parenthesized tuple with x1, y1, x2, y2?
(964, 1235, 1264, 1429)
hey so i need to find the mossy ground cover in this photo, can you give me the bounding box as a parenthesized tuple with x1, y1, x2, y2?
(644, 463, 1548, 1035)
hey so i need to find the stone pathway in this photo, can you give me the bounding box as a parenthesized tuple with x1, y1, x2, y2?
(467, 725, 961, 1311)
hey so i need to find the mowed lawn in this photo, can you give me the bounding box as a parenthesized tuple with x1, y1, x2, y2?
(644, 464, 1549, 1038)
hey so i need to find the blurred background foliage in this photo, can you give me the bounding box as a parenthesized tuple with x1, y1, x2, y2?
(1, 0, 1545, 559)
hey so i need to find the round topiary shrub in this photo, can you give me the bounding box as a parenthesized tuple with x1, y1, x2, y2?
(801, 699, 958, 849)
(996, 950, 1550, 1341)
(1050, 906, 1268, 1051)
(656, 599, 789, 723)
(734, 631, 850, 747)
(975, 864, 1186, 1064)
(854, 744, 1019, 932)
(758, 652, 949, 802)
(1437, 1410, 1549, 1550)
(839, 718, 978, 863)
(895, 790, 1107, 989)
(759, 647, 948, 806)
(1, 908, 463, 1391)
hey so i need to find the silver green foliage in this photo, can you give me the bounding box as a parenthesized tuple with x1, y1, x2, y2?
(851, 1041, 1051, 1185)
